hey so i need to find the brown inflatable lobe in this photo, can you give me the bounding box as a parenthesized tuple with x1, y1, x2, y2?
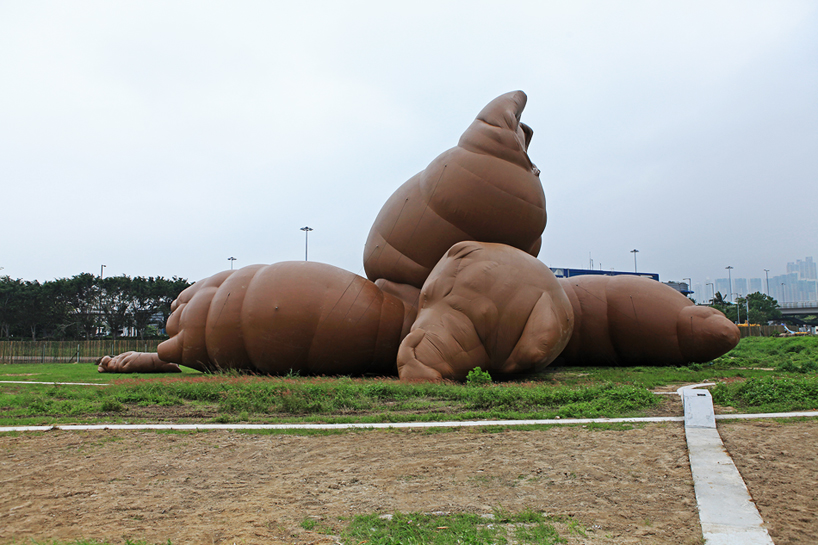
(364, 91, 546, 289)
(97, 352, 181, 373)
(397, 242, 574, 382)
(557, 276, 740, 366)
(373, 278, 420, 339)
(158, 270, 234, 372)
(157, 263, 409, 376)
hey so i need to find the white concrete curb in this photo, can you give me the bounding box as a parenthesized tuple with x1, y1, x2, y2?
(0, 380, 109, 386)
(1, 411, 815, 433)
(0, 417, 681, 433)
(682, 387, 775, 544)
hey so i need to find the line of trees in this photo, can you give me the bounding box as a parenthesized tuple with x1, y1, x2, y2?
(710, 291, 783, 324)
(0, 274, 191, 341)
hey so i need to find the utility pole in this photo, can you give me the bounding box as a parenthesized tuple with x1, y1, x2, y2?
(725, 266, 733, 303)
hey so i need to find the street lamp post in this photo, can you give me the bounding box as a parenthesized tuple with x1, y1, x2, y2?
(300, 226, 313, 261)
(100, 264, 106, 279)
(734, 294, 740, 324)
(630, 249, 639, 273)
(781, 282, 786, 305)
(706, 282, 714, 303)
(725, 266, 733, 303)
(763, 269, 770, 296)
(228, 257, 237, 270)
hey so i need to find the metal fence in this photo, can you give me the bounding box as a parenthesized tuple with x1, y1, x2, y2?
(737, 325, 787, 338)
(0, 340, 165, 363)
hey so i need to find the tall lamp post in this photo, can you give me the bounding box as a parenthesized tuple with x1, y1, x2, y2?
(706, 282, 715, 303)
(725, 265, 733, 303)
(733, 293, 740, 324)
(100, 264, 106, 279)
(630, 249, 639, 273)
(300, 226, 313, 261)
(763, 269, 770, 296)
(781, 282, 786, 305)
(228, 257, 237, 270)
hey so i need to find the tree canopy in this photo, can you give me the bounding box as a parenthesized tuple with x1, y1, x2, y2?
(0, 274, 191, 340)
(710, 291, 783, 325)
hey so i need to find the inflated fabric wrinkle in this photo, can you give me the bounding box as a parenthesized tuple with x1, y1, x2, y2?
(212, 292, 230, 327)
(449, 160, 542, 210)
(382, 238, 430, 274)
(425, 329, 448, 359)
(334, 277, 367, 323)
(475, 117, 503, 130)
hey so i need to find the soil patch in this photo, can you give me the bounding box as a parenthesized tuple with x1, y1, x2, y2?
(3, 420, 814, 545)
(2, 424, 699, 544)
(719, 419, 818, 545)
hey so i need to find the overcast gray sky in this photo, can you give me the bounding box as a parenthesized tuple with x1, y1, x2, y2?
(1, 1, 816, 291)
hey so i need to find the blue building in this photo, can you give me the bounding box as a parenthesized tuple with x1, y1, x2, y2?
(549, 267, 659, 282)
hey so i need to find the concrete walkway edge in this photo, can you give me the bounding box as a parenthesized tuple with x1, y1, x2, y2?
(0, 410, 815, 433)
(682, 387, 775, 545)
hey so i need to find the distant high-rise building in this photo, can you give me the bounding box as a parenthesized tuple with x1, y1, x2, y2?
(708, 257, 818, 306)
(787, 257, 817, 280)
(715, 278, 731, 300)
(775, 257, 818, 304)
(693, 282, 706, 304)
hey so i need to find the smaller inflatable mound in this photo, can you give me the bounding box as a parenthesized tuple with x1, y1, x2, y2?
(557, 275, 740, 366)
(156, 262, 413, 376)
(97, 351, 181, 373)
(398, 242, 574, 382)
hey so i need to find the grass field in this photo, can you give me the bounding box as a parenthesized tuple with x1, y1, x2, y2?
(1, 336, 817, 427)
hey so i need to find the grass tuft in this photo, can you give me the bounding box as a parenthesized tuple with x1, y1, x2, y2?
(342, 510, 567, 545)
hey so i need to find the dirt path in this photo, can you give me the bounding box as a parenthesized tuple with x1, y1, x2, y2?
(1, 420, 815, 545)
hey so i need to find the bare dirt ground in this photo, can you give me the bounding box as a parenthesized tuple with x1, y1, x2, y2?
(1, 419, 815, 545)
(2, 424, 699, 545)
(719, 419, 818, 545)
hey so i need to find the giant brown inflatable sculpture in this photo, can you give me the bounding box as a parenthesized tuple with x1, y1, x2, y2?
(364, 90, 546, 289)
(556, 275, 740, 366)
(398, 241, 574, 381)
(101, 91, 740, 380)
(156, 262, 413, 375)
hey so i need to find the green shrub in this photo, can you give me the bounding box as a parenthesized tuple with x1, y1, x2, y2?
(466, 367, 493, 387)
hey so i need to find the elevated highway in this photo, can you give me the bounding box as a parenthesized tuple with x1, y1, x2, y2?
(780, 302, 818, 316)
